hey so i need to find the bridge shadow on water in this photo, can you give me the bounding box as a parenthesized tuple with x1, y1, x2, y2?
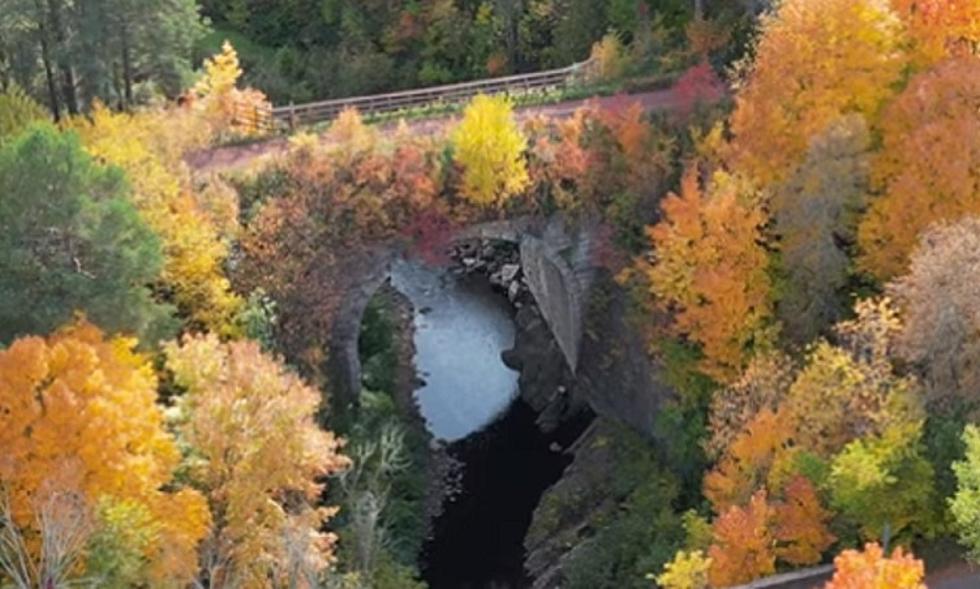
(421, 399, 593, 589)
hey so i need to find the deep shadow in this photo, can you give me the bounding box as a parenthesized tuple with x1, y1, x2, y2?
(421, 399, 593, 589)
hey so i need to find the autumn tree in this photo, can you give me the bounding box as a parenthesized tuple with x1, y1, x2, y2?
(704, 409, 794, 513)
(707, 491, 775, 587)
(728, 0, 906, 186)
(654, 550, 711, 589)
(772, 477, 836, 566)
(705, 478, 834, 586)
(858, 58, 980, 279)
(828, 423, 938, 542)
(890, 0, 980, 67)
(647, 166, 772, 382)
(950, 424, 980, 563)
(194, 41, 272, 138)
(706, 351, 796, 458)
(70, 103, 242, 335)
(0, 124, 173, 344)
(889, 217, 980, 403)
(784, 299, 923, 457)
(0, 84, 46, 143)
(0, 320, 210, 585)
(451, 94, 529, 206)
(825, 543, 926, 589)
(165, 334, 349, 588)
(772, 115, 871, 344)
(240, 123, 442, 375)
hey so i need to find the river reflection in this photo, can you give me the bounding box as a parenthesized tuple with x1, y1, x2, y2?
(390, 258, 520, 441)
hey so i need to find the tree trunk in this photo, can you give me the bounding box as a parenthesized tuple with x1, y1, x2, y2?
(46, 0, 78, 115)
(33, 0, 62, 120)
(694, 0, 705, 20)
(120, 20, 133, 109)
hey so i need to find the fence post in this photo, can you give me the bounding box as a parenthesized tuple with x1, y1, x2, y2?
(288, 101, 297, 133)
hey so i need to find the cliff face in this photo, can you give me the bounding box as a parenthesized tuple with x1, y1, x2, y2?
(518, 273, 679, 588)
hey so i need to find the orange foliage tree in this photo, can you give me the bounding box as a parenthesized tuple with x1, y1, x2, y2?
(707, 481, 835, 586)
(240, 115, 442, 375)
(706, 351, 796, 459)
(647, 166, 772, 382)
(0, 320, 210, 584)
(708, 491, 775, 586)
(858, 57, 980, 280)
(165, 334, 349, 588)
(704, 409, 794, 512)
(728, 0, 906, 186)
(773, 477, 836, 566)
(825, 543, 926, 589)
(891, 0, 980, 66)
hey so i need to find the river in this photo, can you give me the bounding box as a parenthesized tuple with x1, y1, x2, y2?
(390, 258, 520, 442)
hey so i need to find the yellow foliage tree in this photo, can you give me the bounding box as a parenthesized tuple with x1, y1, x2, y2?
(784, 298, 922, 456)
(165, 334, 349, 588)
(0, 320, 210, 585)
(728, 0, 907, 186)
(192, 41, 272, 137)
(647, 166, 772, 382)
(858, 57, 980, 280)
(655, 550, 712, 589)
(70, 104, 242, 336)
(451, 94, 529, 206)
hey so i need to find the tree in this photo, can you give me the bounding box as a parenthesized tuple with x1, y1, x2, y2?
(0, 320, 210, 585)
(858, 58, 980, 280)
(193, 41, 271, 137)
(704, 409, 793, 513)
(0, 124, 173, 344)
(0, 84, 46, 143)
(784, 299, 923, 457)
(0, 489, 92, 589)
(706, 351, 795, 458)
(70, 103, 242, 335)
(707, 491, 775, 587)
(890, 217, 980, 403)
(728, 0, 906, 186)
(772, 115, 871, 344)
(647, 166, 772, 382)
(950, 424, 980, 563)
(451, 94, 529, 206)
(824, 543, 926, 589)
(772, 476, 836, 566)
(890, 0, 980, 67)
(828, 423, 938, 543)
(654, 550, 711, 589)
(165, 334, 349, 589)
(3, 0, 206, 115)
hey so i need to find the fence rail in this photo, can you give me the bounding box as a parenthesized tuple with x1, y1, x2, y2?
(267, 59, 594, 130)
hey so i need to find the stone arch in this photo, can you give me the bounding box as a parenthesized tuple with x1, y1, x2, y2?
(327, 215, 596, 407)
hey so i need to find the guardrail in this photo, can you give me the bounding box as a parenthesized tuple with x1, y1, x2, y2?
(267, 59, 594, 130)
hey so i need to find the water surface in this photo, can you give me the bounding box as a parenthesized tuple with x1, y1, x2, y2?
(390, 259, 520, 441)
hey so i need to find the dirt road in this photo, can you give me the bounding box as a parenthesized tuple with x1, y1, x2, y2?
(185, 89, 682, 175)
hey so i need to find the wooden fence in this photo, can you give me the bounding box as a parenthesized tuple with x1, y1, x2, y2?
(267, 58, 595, 130)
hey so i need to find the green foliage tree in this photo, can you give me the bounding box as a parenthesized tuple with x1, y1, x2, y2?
(0, 124, 173, 343)
(828, 423, 939, 543)
(950, 424, 980, 563)
(0, 84, 46, 143)
(772, 115, 870, 344)
(1, 0, 207, 116)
